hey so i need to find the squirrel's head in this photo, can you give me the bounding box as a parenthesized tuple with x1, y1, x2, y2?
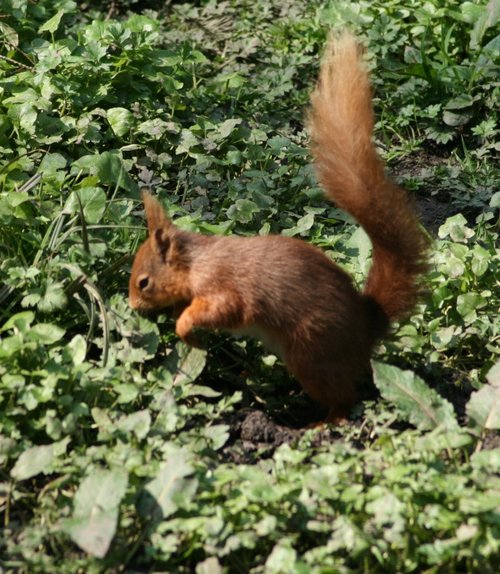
(129, 192, 192, 312)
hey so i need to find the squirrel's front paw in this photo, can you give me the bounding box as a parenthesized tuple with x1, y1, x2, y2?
(176, 313, 203, 348)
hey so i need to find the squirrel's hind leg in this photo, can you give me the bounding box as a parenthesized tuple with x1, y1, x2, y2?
(285, 348, 361, 425)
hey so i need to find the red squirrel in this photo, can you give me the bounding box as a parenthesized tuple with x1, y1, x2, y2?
(129, 32, 429, 423)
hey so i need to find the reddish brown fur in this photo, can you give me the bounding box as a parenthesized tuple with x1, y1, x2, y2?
(128, 32, 429, 424)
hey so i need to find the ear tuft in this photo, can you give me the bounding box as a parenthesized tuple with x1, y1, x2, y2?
(142, 191, 172, 236)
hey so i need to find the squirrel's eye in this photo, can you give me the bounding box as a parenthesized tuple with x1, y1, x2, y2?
(138, 275, 149, 291)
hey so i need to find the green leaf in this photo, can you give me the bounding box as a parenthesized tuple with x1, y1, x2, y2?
(265, 540, 298, 573)
(438, 214, 475, 242)
(73, 152, 137, 192)
(1, 311, 35, 333)
(172, 344, 207, 386)
(36, 281, 68, 313)
(39, 152, 67, 175)
(11, 438, 69, 480)
(196, 557, 223, 574)
(139, 449, 195, 520)
(27, 323, 66, 344)
(456, 292, 487, 322)
(66, 187, 106, 223)
(471, 447, 500, 472)
(346, 227, 372, 272)
(444, 94, 475, 110)
(466, 361, 500, 429)
(226, 199, 260, 223)
(372, 361, 459, 431)
(365, 488, 405, 543)
(203, 425, 230, 450)
(176, 129, 199, 155)
(67, 335, 87, 366)
(487, 360, 500, 387)
(63, 469, 128, 558)
(282, 212, 315, 237)
(490, 191, 500, 208)
(38, 10, 65, 35)
(116, 410, 151, 440)
(471, 245, 490, 277)
(107, 107, 134, 137)
(214, 118, 242, 141)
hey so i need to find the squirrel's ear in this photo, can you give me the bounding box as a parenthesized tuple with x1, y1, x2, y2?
(142, 191, 172, 236)
(152, 227, 171, 256)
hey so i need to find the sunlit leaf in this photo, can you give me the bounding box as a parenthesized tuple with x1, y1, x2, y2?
(63, 469, 128, 558)
(11, 438, 70, 480)
(372, 361, 459, 431)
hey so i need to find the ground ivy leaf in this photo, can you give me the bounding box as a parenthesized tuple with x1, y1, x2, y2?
(96, 151, 137, 192)
(196, 557, 223, 574)
(203, 424, 230, 450)
(63, 468, 128, 558)
(39, 152, 67, 175)
(456, 292, 486, 321)
(372, 361, 459, 431)
(265, 540, 297, 573)
(486, 361, 500, 387)
(176, 129, 199, 155)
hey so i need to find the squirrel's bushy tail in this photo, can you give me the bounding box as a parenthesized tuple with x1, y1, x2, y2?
(308, 31, 429, 322)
